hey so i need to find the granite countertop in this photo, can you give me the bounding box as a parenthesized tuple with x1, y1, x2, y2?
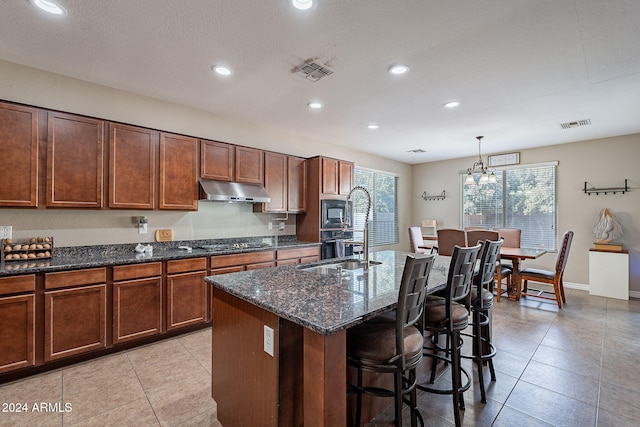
(0, 236, 319, 277)
(206, 250, 450, 336)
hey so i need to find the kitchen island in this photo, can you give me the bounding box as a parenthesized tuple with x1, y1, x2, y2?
(206, 250, 448, 426)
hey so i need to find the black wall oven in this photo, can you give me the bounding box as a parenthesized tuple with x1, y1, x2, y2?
(321, 230, 354, 260)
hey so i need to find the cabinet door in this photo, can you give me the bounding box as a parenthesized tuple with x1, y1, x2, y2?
(108, 123, 158, 209)
(321, 157, 339, 195)
(159, 132, 198, 210)
(44, 284, 106, 362)
(0, 294, 35, 374)
(235, 146, 264, 184)
(113, 277, 162, 344)
(46, 112, 104, 208)
(200, 139, 234, 181)
(339, 161, 354, 196)
(0, 102, 39, 207)
(262, 152, 287, 212)
(167, 271, 207, 330)
(287, 156, 306, 213)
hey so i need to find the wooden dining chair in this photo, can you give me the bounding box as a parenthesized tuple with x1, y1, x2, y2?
(520, 231, 574, 308)
(435, 229, 467, 256)
(493, 228, 521, 248)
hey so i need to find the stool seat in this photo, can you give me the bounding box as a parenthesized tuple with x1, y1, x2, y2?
(470, 286, 494, 307)
(348, 323, 423, 362)
(423, 302, 468, 330)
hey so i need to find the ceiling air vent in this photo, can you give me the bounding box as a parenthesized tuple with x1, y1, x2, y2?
(560, 119, 591, 129)
(294, 59, 334, 82)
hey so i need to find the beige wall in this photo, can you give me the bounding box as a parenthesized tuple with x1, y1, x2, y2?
(411, 134, 640, 293)
(0, 60, 411, 249)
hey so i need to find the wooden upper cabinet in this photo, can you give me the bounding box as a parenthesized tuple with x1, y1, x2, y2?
(321, 157, 339, 195)
(0, 102, 39, 207)
(261, 152, 287, 212)
(46, 112, 104, 208)
(108, 123, 158, 209)
(200, 139, 234, 181)
(338, 160, 354, 196)
(159, 133, 198, 210)
(235, 146, 264, 184)
(287, 155, 306, 213)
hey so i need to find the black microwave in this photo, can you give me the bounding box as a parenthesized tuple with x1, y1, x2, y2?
(321, 199, 352, 229)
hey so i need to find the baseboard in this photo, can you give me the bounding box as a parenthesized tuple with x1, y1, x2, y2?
(630, 291, 640, 299)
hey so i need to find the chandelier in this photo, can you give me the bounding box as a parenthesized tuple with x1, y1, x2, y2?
(465, 136, 497, 185)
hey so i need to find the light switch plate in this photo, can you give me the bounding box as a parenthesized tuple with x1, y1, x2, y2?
(0, 226, 12, 240)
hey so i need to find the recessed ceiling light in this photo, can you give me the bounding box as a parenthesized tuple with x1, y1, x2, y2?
(307, 101, 323, 109)
(388, 64, 409, 75)
(444, 101, 461, 108)
(367, 124, 379, 130)
(30, 0, 67, 15)
(212, 65, 232, 76)
(291, 0, 314, 10)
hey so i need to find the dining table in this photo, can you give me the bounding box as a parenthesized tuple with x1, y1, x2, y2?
(499, 247, 547, 300)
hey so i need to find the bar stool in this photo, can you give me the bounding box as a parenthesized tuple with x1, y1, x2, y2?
(462, 238, 502, 403)
(347, 254, 435, 427)
(418, 244, 481, 427)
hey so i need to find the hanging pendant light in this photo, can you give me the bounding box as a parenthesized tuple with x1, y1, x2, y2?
(465, 136, 497, 185)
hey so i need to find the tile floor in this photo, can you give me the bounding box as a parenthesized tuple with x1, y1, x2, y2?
(0, 286, 639, 426)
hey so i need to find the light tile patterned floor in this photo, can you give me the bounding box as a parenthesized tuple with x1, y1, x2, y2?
(1, 287, 639, 426)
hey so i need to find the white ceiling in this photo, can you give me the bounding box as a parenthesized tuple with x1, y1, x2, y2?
(2, 0, 639, 164)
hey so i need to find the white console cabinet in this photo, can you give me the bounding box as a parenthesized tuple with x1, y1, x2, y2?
(589, 249, 629, 300)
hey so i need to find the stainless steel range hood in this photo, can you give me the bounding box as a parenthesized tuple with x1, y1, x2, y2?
(198, 179, 271, 203)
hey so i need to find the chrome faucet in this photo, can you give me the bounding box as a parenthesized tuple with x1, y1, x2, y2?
(344, 186, 372, 268)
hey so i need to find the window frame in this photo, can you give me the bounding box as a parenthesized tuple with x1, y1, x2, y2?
(460, 161, 558, 251)
(353, 167, 399, 247)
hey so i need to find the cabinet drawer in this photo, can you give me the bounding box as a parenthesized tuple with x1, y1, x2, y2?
(211, 251, 275, 268)
(167, 257, 207, 274)
(0, 275, 36, 296)
(45, 268, 106, 290)
(113, 262, 162, 281)
(276, 246, 320, 260)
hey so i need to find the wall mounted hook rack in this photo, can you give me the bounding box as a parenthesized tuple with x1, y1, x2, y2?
(422, 190, 446, 201)
(583, 179, 629, 195)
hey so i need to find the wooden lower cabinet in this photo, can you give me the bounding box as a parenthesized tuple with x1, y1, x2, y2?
(0, 294, 35, 374)
(276, 246, 320, 266)
(167, 258, 208, 330)
(44, 284, 107, 362)
(113, 262, 163, 344)
(210, 251, 276, 274)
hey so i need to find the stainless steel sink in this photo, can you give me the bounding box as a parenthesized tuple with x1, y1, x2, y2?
(298, 260, 382, 274)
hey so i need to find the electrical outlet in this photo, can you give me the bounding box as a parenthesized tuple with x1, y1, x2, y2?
(263, 325, 274, 357)
(0, 226, 12, 240)
(278, 222, 285, 231)
(268, 222, 273, 230)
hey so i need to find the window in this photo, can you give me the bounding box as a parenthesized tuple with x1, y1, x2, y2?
(353, 168, 399, 246)
(462, 162, 557, 250)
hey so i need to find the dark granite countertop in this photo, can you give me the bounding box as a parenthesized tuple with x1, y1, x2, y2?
(206, 250, 450, 336)
(0, 236, 319, 277)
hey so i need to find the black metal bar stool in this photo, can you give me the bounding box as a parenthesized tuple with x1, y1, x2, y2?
(347, 254, 435, 427)
(417, 244, 481, 427)
(462, 238, 502, 403)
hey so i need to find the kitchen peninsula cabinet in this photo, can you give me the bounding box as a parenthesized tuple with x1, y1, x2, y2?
(0, 275, 35, 374)
(44, 268, 107, 362)
(108, 123, 158, 209)
(166, 257, 208, 330)
(159, 133, 198, 210)
(46, 111, 105, 208)
(112, 262, 163, 344)
(0, 102, 40, 207)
